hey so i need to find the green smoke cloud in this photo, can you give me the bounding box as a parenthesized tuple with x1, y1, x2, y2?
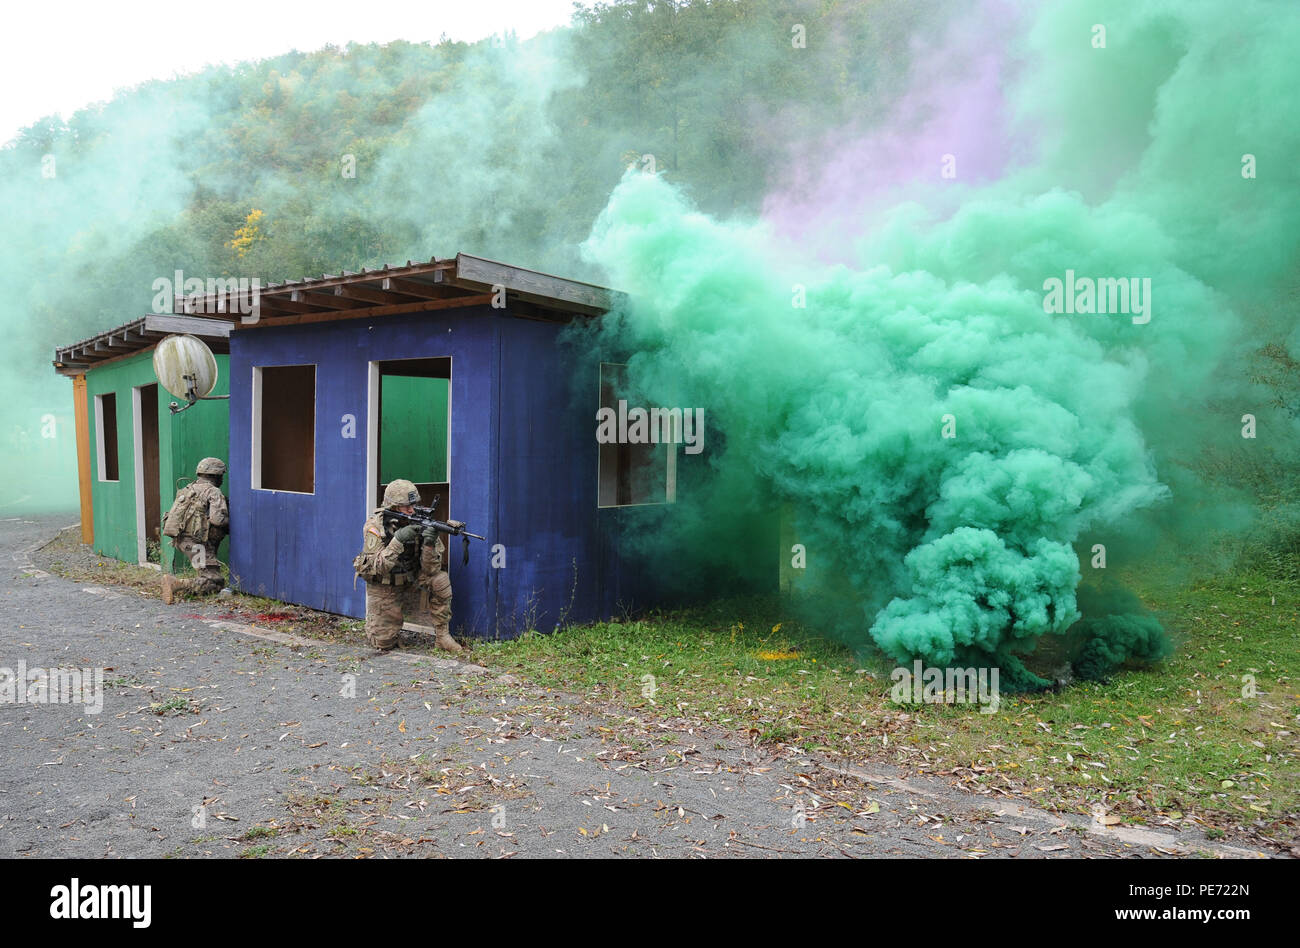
(1069, 584, 1172, 683)
(574, 0, 1300, 688)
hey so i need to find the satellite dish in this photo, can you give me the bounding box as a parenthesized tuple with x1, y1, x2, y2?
(153, 335, 224, 414)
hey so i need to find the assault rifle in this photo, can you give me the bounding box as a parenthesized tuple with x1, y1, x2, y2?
(382, 504, 487, 566)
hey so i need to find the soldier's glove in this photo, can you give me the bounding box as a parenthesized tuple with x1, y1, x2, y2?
(393, 524, 421, 545)
(421, 525, 439, 546)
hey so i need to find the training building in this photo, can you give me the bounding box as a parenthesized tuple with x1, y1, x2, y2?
(52, 314, 232, 572)
(173, 253, 675, 637)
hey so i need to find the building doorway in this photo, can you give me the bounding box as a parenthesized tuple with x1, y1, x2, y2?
(366, 358, 452, 568)
(133, 383, 161, 564)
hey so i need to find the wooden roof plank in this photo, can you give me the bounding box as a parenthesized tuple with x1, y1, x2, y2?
(143, 313, 233, 337)
(452, 253, 612, 314)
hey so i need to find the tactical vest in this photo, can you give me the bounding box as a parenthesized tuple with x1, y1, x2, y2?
(352, 510, 418, 586)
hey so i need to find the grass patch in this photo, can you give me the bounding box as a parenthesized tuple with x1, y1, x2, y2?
(104, 675, 144, 688)
(476, 577, 1298, 846)
(149, 696, 199, 715)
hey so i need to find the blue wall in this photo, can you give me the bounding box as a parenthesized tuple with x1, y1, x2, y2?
(228, 305, 659, 637)
(494, 318, 651, 633)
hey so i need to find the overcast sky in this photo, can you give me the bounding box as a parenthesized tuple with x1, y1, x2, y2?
(2, 0, 578, 145)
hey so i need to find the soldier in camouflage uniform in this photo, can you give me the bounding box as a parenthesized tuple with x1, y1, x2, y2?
(356, 479, 462, 654)
(161, 457, 229, 603)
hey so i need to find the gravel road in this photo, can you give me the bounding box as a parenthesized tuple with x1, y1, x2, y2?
(1, 516, 1261, 859)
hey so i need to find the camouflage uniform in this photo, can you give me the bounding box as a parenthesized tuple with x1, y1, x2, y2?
(358, 504, 459, 653)
(162, 459, 229, 602)
(174, 481, 228, 595)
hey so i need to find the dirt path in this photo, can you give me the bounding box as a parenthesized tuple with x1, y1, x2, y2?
(1, 516, 1265, 858)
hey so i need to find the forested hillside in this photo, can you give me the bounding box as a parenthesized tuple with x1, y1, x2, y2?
(5, 0, 921, 365)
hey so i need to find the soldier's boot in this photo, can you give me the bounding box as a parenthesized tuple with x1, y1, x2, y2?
(433, 628, 464, 654)
(161, 573, 176, 605)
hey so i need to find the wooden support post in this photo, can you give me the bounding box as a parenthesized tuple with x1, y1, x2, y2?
(72, 374, 94, 544)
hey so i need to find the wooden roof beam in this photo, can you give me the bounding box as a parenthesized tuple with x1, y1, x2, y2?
(291, 290, 362, 311)
(254, 297, 326, 316)
(334, 283, 409, 306)
(174, 296, 238, 318)
(381, 275, 456, 300)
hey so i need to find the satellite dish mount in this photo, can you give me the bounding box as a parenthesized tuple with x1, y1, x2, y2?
(152, 334, 230, 415)
(170, 372, 230, 414)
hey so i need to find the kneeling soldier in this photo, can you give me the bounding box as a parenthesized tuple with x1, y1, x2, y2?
(355, 479, 462, 654)
(161, 457, 229, 603)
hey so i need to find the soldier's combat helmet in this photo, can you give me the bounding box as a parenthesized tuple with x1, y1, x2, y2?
(196, 457, 227, 476)
(383, 479, 420, 508)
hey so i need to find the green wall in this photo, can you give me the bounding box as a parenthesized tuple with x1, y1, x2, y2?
(380, 375, 448, 484)
(86, 349, 230, 572)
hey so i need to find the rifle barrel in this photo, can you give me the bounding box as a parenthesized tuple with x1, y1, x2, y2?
(387, 509, 485, 542)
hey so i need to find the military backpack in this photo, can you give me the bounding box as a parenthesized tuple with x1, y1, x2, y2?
(162, 484, 210, 541)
